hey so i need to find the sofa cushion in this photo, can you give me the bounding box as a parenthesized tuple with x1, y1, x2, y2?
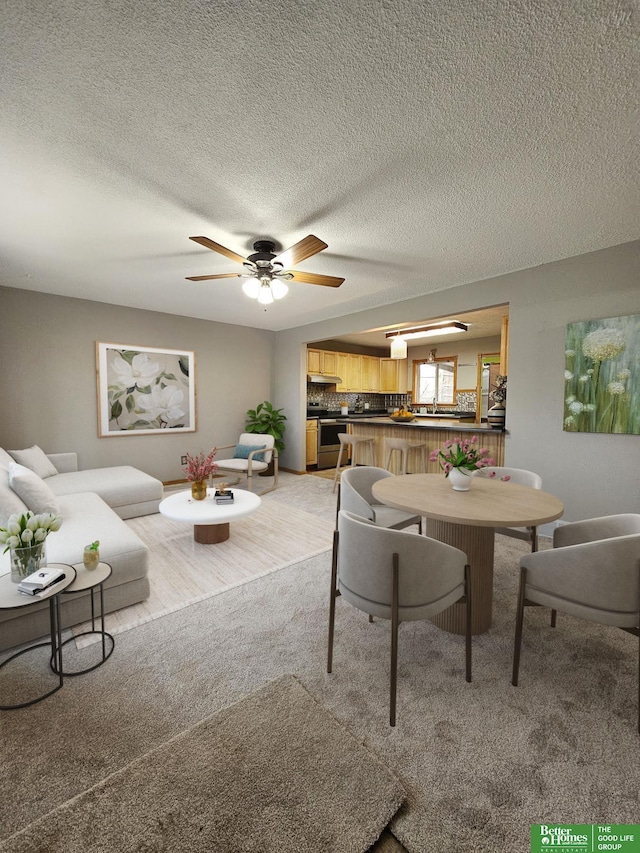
(0, 469, 29, 527)
(36, 492, 149, 585)
(47, 466, 163, 512)
(8, 445, 58, 478)
(9, 463, 61, 515)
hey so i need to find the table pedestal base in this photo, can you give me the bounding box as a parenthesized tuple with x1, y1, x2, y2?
(195, 523, 229, 544)
(427, 519, 494, 635)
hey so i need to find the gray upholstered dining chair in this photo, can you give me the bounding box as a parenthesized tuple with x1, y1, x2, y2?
(328, 509, 472, 726)
(475, 466, 542, 551)
(512, 513, 640, 732)
(337, 466, 422, 533)
(215, 432, 278, 494)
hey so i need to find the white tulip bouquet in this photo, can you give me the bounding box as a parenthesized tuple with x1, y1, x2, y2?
(0, 511, 63, 581)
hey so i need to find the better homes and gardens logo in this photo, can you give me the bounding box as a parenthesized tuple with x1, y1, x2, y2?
(531, 825, 640, 853)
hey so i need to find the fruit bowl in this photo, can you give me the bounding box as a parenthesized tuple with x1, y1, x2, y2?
(389, 414, 416, 423)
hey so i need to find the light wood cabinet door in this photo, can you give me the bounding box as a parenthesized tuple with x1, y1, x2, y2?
(347, 354, 361, 392)
(322, 350, 338, 376)
(380, 358, 405, 392)
(307, 349, 321, 374)
(361, 356, 380, 392)
(335, 353, 350, 393)
(306, 420, 318, 465)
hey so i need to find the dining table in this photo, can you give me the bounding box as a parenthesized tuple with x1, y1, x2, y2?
(371, 473, 564, 635)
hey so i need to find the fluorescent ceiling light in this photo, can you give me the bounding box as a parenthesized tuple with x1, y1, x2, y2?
(386, 321, 468, 342)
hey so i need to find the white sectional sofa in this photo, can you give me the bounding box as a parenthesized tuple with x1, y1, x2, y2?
(0, 446, 163, 651)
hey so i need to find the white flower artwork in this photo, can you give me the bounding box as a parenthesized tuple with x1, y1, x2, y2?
(564, 314, 639, 435)
(97, 343, 196, 436)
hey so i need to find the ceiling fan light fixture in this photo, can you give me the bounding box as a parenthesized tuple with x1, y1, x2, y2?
(242, 278, 261, 299)
(270, 279, 289, 300)
(257, 282, 275, 305)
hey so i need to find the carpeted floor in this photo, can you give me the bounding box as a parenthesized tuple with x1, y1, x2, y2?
(1, 675, 405, 853)
(1, 475, 638, 852)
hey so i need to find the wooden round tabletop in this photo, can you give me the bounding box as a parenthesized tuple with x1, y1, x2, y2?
(372, 474, 564, 528)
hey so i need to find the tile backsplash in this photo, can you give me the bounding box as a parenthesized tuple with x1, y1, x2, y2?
(307, 387, 477, 411)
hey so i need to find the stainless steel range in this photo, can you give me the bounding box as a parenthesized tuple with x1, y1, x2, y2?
(317, 418, 348, 469)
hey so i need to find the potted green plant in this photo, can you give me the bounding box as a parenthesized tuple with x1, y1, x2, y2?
(245, 401, 287, 476)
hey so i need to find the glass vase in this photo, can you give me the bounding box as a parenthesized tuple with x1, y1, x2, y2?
(191, 480, 208, 500)
(10, 541, 47, 584)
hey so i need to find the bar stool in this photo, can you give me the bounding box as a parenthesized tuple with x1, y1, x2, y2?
(383, 437, 428, 475)
(332, 434, 376, 493)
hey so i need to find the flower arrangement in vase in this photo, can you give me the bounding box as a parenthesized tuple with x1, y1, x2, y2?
(0, 511, 63, 582)
(183, 448, 217, 500)
(429, 437, 494, 491)
(488, 375, 507, 429)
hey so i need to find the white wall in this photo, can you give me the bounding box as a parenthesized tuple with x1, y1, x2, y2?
(0, 287, 274, 482)
(275, 241, 640, 521)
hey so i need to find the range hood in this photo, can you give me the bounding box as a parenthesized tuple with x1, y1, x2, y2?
(307, 373, 343, 384)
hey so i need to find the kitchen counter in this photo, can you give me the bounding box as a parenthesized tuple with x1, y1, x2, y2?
(343, 418, 505, 474)
(338, 416, 498, 432)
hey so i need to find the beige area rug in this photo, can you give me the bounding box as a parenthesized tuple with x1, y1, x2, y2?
(0, 674, 405, 853)
(72, 483, 334, 647)
(310, 466, 350, 482)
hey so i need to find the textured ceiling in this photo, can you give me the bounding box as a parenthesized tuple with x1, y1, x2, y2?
(1, 1, 638, 332)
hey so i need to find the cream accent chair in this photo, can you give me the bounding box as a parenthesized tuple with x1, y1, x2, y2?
(512, 513, 640, 732)
(475, 466, 542, 551)
(328, 510, 471, 726)
(215, 433, 278, 495)
(338, 466, 422, 533)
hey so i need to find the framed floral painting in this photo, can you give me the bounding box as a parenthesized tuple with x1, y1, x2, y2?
(96, 342, 196, 436)
(564, 314, 639, 435)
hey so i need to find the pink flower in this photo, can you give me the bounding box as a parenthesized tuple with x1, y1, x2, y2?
(444, 440, 453, 448)
(443, 462, 452, 473)
(479, 462, 490, 469)
(471, 435, 478, 443)
(502, 475, 511, 481)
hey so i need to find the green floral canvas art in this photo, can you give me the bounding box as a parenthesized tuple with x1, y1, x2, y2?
(564, 314, 639, 435)
(97, 343, 196, 436)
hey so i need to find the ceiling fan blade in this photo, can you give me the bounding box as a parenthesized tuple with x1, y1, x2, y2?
(185, 273, 241, 281)
(273, 235, 328, 268)
(288, 270, 344, 288)
(189, 236, 247, 266)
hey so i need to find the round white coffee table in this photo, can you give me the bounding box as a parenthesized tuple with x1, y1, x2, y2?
(158, 488, 262, 543)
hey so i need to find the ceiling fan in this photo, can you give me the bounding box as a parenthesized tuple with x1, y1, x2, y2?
(186, 234, 345, 304)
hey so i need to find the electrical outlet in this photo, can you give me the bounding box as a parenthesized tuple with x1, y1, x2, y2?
(180, 455, 187, 465)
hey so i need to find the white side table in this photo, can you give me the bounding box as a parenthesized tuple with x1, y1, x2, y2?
(51, 561, 115, 676)
(0, 564, 76, 709)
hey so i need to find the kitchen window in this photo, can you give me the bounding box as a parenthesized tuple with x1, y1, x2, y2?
(413, 356, 457, 405)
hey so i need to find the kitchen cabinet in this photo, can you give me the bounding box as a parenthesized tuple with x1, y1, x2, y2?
(310, 348, 401, 394)
(380, 358, 405, 393)
(307, 348, 338, 377)
(335, 353, 361, 392)
(360, 356, 380, 392)
(306, 419, 318, 466)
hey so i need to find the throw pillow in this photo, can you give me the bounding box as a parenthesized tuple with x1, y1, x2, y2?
(8, 463, 61, 515)
(233, 444, 267, 462)
(8, 445, 58, 479)
(0, 469, 29, 526)
(0, 448, 16, 471)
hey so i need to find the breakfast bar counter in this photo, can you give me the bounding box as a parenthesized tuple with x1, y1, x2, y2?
(342, 418, 505, 472)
